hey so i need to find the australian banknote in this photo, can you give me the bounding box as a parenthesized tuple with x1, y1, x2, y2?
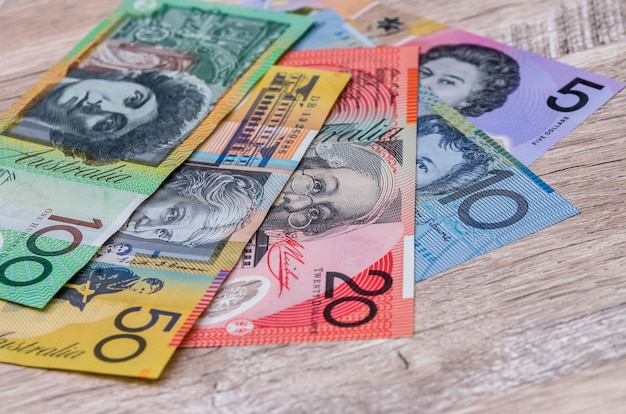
(351, 2, 625, 165)
(291, 8, 374, 50)
(183, 45, 419, 347)
(0, 0, 313, 308)
(413, 87, 579, 281)
(239, 0, 371, 18)
(0, 65, 351, 378)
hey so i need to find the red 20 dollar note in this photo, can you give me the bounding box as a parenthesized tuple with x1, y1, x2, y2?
(183, 46, 418, 346)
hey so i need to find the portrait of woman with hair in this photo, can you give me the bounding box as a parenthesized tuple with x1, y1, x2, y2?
(420, 43, 521, 117)
(416, 114, 492, 196)
(121, 166, 264, 249)
(12, 68, 216, 164)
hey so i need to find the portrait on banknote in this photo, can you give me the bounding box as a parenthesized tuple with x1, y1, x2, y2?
(7, 6, 288, 164)
(12, 68, 215, 164)
(416, 114, 491, 196)
(419, 44, 521, 117)
(94, 242, 134, 265)
(260, 141, 397, 238)
(112, 164, 268, 260)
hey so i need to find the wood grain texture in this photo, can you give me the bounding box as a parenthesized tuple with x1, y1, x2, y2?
(1, 0, 625, 412)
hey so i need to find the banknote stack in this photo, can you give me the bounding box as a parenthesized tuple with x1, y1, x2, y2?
(0, 0, 622, 378)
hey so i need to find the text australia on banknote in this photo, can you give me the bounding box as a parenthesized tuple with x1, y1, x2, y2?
(184, 45, 419, 346)
(0, 0, 315, 308)
(0, 65, 351, 378)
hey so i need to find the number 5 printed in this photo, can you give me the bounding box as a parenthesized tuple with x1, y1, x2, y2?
(547, 77, 605, 112)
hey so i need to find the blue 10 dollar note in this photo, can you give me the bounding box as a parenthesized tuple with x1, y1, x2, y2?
(415, 86, 579, 281)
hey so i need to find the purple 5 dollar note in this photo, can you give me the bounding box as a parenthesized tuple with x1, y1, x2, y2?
(352, 2, 625, 165)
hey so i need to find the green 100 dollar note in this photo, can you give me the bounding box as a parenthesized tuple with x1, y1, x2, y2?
(0, 0, 313, 308)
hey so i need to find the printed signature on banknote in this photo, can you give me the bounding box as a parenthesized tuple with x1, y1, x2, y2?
(266, 233, 305, 295)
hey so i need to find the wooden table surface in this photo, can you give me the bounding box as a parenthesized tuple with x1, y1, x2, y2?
(1, 0, 625, 412)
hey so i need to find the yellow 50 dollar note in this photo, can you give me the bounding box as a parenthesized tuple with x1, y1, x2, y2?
(0, 65, 351, 378)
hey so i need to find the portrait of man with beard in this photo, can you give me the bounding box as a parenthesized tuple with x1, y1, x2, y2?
(10, 68, 218, 164)
(114, 165, 265, 260)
